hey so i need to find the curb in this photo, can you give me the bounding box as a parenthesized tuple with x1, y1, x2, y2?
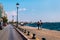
(14, 27, 30, 40)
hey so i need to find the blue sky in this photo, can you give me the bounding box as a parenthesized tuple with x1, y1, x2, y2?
(0, 0, 60, 22)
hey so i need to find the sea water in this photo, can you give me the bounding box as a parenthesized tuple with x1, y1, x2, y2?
(26, 22, 60, 31)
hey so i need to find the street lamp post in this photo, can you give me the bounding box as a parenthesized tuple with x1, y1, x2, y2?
(16, 3, 19, 27)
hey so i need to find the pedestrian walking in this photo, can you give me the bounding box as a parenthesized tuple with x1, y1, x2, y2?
(37, 21, 40, 30)
(40, 20, 42, 30)
(37, 20, 42, 30)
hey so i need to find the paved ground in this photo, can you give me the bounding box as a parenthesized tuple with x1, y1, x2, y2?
(0, 24, 24, 40)
(18, 26, 60, 40)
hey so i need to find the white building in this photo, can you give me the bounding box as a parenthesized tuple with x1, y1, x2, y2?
(0, 3, 5, 17)
(0, 3, 6, 22)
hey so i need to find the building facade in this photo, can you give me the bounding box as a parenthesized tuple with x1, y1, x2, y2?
(0, 3, 5, 21)
(0, 3, 5, 17)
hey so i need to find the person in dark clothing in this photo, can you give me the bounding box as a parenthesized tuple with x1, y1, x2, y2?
(37, 20, 42, 30)
(37, 21, 40, 30)
(40, 20, 42, 30)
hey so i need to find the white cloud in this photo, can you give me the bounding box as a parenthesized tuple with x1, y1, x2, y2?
(6, 11, 17, 16)
(12, 11, 17, 16)
(6, 8, 27, 18)
(23, 8, 27, 11)
(6, 8, 27, 21)
(19, 8, 27, 11)
(6, 11, 17, 22)
(6, 8, 27, 16)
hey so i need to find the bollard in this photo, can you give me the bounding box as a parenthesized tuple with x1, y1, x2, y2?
(21, 29, 23, 32)
(42, 38, 46, 40)
(24, 29, 26, 33)
(27, 31, 30, 35)
(21, 29, 22, 31)
(19, 28, 21, 30)
(32, 34, 36, 39)
(21, 28, 22, 31)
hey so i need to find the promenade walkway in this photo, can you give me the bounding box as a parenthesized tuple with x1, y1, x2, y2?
(18, 26, 60, 40)
(0, 24, 24, 40)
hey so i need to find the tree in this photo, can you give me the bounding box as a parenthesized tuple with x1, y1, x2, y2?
(2, 16, 8, 23)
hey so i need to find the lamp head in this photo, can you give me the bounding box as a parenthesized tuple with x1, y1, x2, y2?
(16, 3, 19, 7)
